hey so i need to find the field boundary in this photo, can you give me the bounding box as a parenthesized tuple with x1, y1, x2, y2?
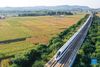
(0, 36, 31, 44)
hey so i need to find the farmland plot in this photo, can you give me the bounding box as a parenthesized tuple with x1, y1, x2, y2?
(0, 14, 85, 57)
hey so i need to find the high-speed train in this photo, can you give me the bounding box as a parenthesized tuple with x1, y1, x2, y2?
(55, 14, 92, 61)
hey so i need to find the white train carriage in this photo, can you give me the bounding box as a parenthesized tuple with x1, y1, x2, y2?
(55, 14, 92, 61)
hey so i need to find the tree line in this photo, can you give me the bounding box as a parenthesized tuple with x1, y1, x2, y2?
(18, 11, 73, 16)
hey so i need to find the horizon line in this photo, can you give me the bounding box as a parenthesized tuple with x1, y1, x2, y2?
(0, 4, 99, 9)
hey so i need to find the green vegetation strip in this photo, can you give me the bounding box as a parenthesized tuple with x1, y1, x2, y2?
(73, 15, 100, 67)
(10, 14, 89, 67)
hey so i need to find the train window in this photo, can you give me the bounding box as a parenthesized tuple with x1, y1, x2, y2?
(57, 52, 61, 57)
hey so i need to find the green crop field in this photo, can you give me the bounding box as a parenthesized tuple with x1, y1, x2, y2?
(0, 14, 85, 58)
(0, 41, 34, 57)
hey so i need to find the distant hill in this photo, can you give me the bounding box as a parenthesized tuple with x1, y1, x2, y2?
(0, 5, 92, 16)
(0, 5, 91, 11)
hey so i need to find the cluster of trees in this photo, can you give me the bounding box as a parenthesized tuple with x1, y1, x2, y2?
(0, 10, 73, 17)
(94, 16, 100, 66)
(10, 14, 89, 67)
(73, 15, 99, 67)
(0, 10, 33, 16)
(10, 44, 48, 67)
(18, 11, 73, 16)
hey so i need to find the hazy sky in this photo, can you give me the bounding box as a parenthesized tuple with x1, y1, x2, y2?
(0, 0, 100, 8)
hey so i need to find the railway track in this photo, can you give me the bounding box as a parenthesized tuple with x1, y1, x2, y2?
(45, 13, 93, 67)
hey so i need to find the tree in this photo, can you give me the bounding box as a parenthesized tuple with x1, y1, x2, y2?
(32, 61, 45, 67)
(11, 54, 29, 67)
(83, 42, 95, 54)
(82, 55, 91, 67)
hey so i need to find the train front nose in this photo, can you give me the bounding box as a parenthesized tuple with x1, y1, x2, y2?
(55, 51, 61, 61)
